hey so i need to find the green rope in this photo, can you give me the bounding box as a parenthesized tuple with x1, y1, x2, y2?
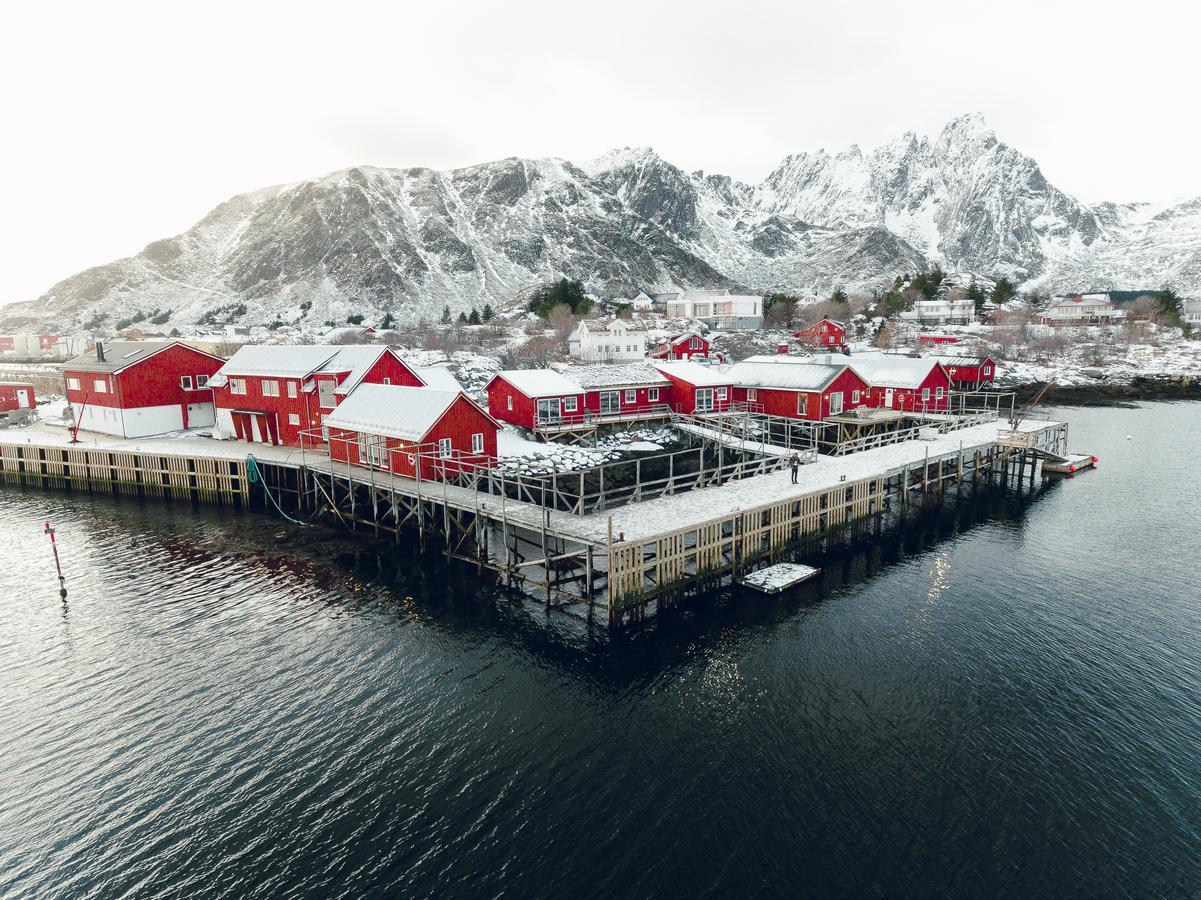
(246, 454, 308, 526)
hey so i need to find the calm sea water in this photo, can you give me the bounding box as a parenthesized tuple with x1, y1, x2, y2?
(1, 403, 1199, 899)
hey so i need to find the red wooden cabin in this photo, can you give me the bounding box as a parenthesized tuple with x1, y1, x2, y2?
(794, 319, 848, 352)
(918, 335, 960, 347)
(650, 360, 734, 414)
(324, 385, 499, 481)
(210, 344, 423, 446)
(647, 331, 710, 361)
(559, 364, 671, 422)
(0, 381, 35, 412)
(486, 370, 587, 430)
(939, 355, 996, 391)
(842, 355, 954, 413)
(726, 356, 870, 420)
(62, 340, 223, 437)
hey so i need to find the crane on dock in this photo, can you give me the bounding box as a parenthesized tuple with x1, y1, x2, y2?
(68, 391, 91, 444)
(1008, 383, 1051, 431)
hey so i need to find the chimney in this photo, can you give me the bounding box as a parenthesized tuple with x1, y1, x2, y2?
(96, 341, 105, 363)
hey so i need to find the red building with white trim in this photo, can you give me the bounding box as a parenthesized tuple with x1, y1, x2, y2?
(209, 345, 423, 446)
(324, 385, 500, 481)
(61, 341, 224, 437)
(938, 355, 996, 391)
(839, 355, 954, 412)
(647, 332, 711, 361)
(559, 364, 671, 422)
(0, 381, 35, 412)
(650, 360, 735, 414)
(725, 356, 870, 420)
(486, 370, 587, 431)
(794, 319, 848, 352)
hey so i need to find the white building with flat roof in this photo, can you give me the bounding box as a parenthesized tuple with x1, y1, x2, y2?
(664, 290, 762, 330)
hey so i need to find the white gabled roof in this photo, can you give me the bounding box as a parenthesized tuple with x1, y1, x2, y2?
(216, 344, 339, 379)
(832, 354, 945, 389)
(726, 358, 847, 391)
(494, 369, 583, 398)
(323, 385, 466, 442)
(558, 363, 669, 389)
(414, 364, 462, 392)
(650, 360, 730, 386)
(319, 345, 394, 395)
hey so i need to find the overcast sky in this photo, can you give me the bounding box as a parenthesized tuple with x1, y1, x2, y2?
(3, 0, 1197, 302)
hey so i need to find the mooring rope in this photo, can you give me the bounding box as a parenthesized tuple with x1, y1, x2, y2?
(246, 454, 308, 526)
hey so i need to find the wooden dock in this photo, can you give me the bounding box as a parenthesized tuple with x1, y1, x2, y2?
(0, 415, 1071, 626)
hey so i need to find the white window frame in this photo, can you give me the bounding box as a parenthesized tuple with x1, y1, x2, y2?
(288, 413, 300, 426)
(747, 388, 757, 401)
(922, 388, 931, 401)
(317, 380, 336, 408)
(829, 392, 844, 415)
(983, 365, 991, 375)
(624, 389, 637, 404)
(935, 387, 945, 399)
(180, 375, 193, 390)
(648, 388, 659, 402)
(93, 379, 108, 394)
(716, 387, 727, 401)
(383, 377, 392, 385)
(507, 395, 513, 411)
(563, 396, 578, 412)
(261, 379, 280, 398)
(472, 432, 484, 454)
(287, 381, 297, 398)
(198, 374, 209, 387)
(67, 377, 81, 391)
(438, 438, 453, 459)
(797, 394, 808, 416)
(230, 377, 247, 396)
(851, 389, 861, 403)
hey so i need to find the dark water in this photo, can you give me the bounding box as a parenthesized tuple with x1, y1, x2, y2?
(1, 403, 1199, 899)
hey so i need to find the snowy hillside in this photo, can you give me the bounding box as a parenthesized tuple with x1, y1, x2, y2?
(4, 113, 1198, 332)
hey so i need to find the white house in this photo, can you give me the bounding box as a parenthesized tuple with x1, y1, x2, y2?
(664, 290, 762, 330)
(567, 319, 649, 362)
(1040, 294, 1124, 325)
(1182, 298, 1201, 327)
(628, 291, 654, 311)
(900, 295, 976, 326)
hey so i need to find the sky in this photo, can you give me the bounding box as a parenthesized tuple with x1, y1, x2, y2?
(2, 0, 1198, 303)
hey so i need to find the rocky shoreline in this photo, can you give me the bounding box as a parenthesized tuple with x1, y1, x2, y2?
(1005, 375, 1201, 407)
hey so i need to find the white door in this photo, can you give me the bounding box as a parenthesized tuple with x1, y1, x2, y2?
(884, 388, 894, 407)
(536, 398, 560, 424)
(16, 390, 30, 408)
(829, 392, 844, 415)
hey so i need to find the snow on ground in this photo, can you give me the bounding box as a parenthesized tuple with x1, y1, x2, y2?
(494, 426, 676, 475)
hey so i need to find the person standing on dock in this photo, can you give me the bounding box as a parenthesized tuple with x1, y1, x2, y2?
(789, 452, 800, 484)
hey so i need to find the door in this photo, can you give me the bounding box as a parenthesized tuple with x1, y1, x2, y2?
(536, 398, 560, 425)
(884, 388, 894, 407)
(16, 389, 30, 408)
(828, 392, 844, 415)
(599, 392, 619, 415)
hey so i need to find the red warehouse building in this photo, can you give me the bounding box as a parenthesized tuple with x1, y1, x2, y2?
(0, 381, 36, 412)
(647, 332, 711, 361)
(559, 364, 671, 422)
(726, 356, 871, 420)
(487, 369, 587, 431)
(324, 385, 500, 481)
(918, 335, 960, 347)
(794, 319, 848, 352)
(209, 345, 424, 446)
(939, 355, 996, 391)
(62, 341, 224, 437)
(650, 360, 734, 413)
(839, 355, 954, 413)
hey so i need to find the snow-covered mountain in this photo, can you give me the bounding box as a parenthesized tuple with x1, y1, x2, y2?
(5, 113, 1198, 331)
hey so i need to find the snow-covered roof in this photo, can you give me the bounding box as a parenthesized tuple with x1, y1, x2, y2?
(216, 344, 339, 379)
(493, 369, 583, 398)
(558, 363, 669, 389)
(323, 385, 465, 442)
(414, 364, 462, 392)
(666, 331, 706, 346)
(319, 345, 395, 395)
(939, 355, 991, 367)
(63, 341, 219, 374)
(836, 354, 946, 388)
(650, 360, 731, 386)
(726, 358, 847, 391)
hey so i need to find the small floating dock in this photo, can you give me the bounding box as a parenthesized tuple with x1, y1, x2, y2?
(738, 563, 821, 594)
(1041, 453, 1097, 475)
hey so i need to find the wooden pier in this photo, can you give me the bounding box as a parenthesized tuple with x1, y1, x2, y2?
(0, 414, 1070, 626)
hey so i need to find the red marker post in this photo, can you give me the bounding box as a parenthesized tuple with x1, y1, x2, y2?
(45, 522, 67, 599)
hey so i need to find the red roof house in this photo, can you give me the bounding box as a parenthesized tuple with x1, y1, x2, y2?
(725, 356, 870, 420)
(62, 340, 224, 438)
(649, 360, 735, 414)
(487, 369, 587, 431)
(0, 381, 35, 413)
(647, 331, 711, 361)
(324, 385, 500, 481)
(794, 319, 848, 351)
(939, 355, 996, 390)
(838, 355, 954, 413)
(209, 344, 423, 446)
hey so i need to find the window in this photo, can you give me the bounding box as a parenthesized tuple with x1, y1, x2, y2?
(383, 377, 391, 385)
(317, 380, 336, 408)
(852, 389, 861, 403)
(563, 396, 578, 412)
(472, 432, 484, 454)
(695, 388, 714, 412)
(716, 387, 727, 401)
(624, 389, 636, 404)
(67, 377, 80, 391)
(648, 388, 659, 402)
(689, 336, 703, 350)
(262, 380, 279, 397)
(983, 365, 991, 375)
(438, 438, 452, 458)
(922, 388, 931, 401)
(747, 388, 757, 401)
(230, 378, 246, 395)
(797, 394, 808, 416)
(93, 379, 108, 394)
(287, 381, 297, 398)
(935, 387, 945, 399)
(197, 374, 209, 387)
(180, 375, 194, 390)
(288, 413, 300, 426)
(507, 395, 513, 411)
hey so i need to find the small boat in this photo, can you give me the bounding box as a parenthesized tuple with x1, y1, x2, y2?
(738, 563, 821, 594)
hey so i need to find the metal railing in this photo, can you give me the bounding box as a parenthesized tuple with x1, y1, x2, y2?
(533, 402, 674, 431)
